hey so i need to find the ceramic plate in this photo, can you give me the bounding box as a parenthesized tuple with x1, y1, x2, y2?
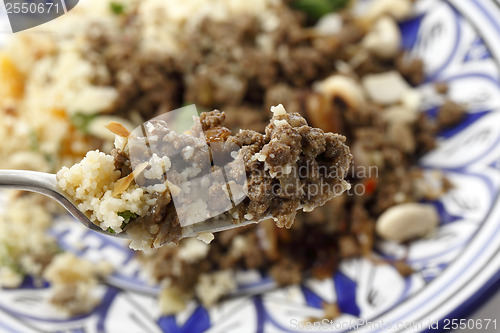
(1, 0, 500, 332)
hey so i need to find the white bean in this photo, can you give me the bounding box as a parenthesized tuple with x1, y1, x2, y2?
(381, 105, 419, 124)
(362, 16, 401, 59)
(363, 0, 412, 22)
(315, 75, 366, 109)
(315, 13, 343, 36)
(376, 203, 439, 242)
(401, 89, 422, 112)
(362, 71, 410, 105)
(67, 87, 118, 114)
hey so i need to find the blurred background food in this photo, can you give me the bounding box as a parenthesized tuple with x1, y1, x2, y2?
(0, 0, 469, 321)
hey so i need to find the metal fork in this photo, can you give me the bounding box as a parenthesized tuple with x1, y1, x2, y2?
(0, 169, 258, 239)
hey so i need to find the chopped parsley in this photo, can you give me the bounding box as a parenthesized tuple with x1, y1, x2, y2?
(118, 210, 138, 223)
(110, 2, 125, 15)
(291, 0, 350, 21)
(29, 130, 39, 152)
(0, 244, 25, 276)
(107, 211, 138, 234)
(70, 113, 98, 134)
(42, 153, 57, 173)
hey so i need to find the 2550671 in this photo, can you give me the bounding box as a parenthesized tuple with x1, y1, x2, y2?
(5, 1, 61, 14)
(443, 319, 496, 330)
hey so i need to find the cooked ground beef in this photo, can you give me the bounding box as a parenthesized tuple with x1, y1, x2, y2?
(121, 7, 435, 299)
(3, 0, 468, 319)
(87, 23, 182, 120)
(110, 107, 352, 247)
(396, 53, 426, 86)
(436, 100, 466, 130)
(434, 82, 449, 95)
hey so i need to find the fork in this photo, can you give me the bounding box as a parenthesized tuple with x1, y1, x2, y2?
(0, 169, 258, 239)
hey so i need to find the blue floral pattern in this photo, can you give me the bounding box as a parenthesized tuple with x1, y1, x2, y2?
(2, 0, 500, 332)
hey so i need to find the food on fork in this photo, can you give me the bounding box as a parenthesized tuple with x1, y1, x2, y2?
(56, 105, 352, 250)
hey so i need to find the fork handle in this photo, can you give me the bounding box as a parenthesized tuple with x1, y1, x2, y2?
(0, 169, 59, 196)
(0, 169, 110, 234)
(0, 169, 75, 217)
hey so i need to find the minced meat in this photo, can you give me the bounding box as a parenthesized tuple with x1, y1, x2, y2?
(85, 105, 353, 249)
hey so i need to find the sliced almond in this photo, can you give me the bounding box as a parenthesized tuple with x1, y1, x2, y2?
(196, 232, 215, 244)
(89, 116, 134, 141)
(133, 162, 149, 176)
(113, 173, 135, 196)
(166, 180, 181, 197)
(105, 121, 131, 138)
(112, 162, 148, 196)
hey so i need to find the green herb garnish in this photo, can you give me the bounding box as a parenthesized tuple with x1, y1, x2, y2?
(118, 210, 138, 224)
(107, 211, 138, 234)
(70, 113, 98, 134)
(110, 2, 125, 15)
(0, 243, 25, 276)
(29, 130, 39, 152)
(44, 153, 57, 173)
(291, 0, 350, 21)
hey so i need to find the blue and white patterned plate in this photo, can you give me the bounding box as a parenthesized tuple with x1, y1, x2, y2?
(2, 0, 500, 332)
